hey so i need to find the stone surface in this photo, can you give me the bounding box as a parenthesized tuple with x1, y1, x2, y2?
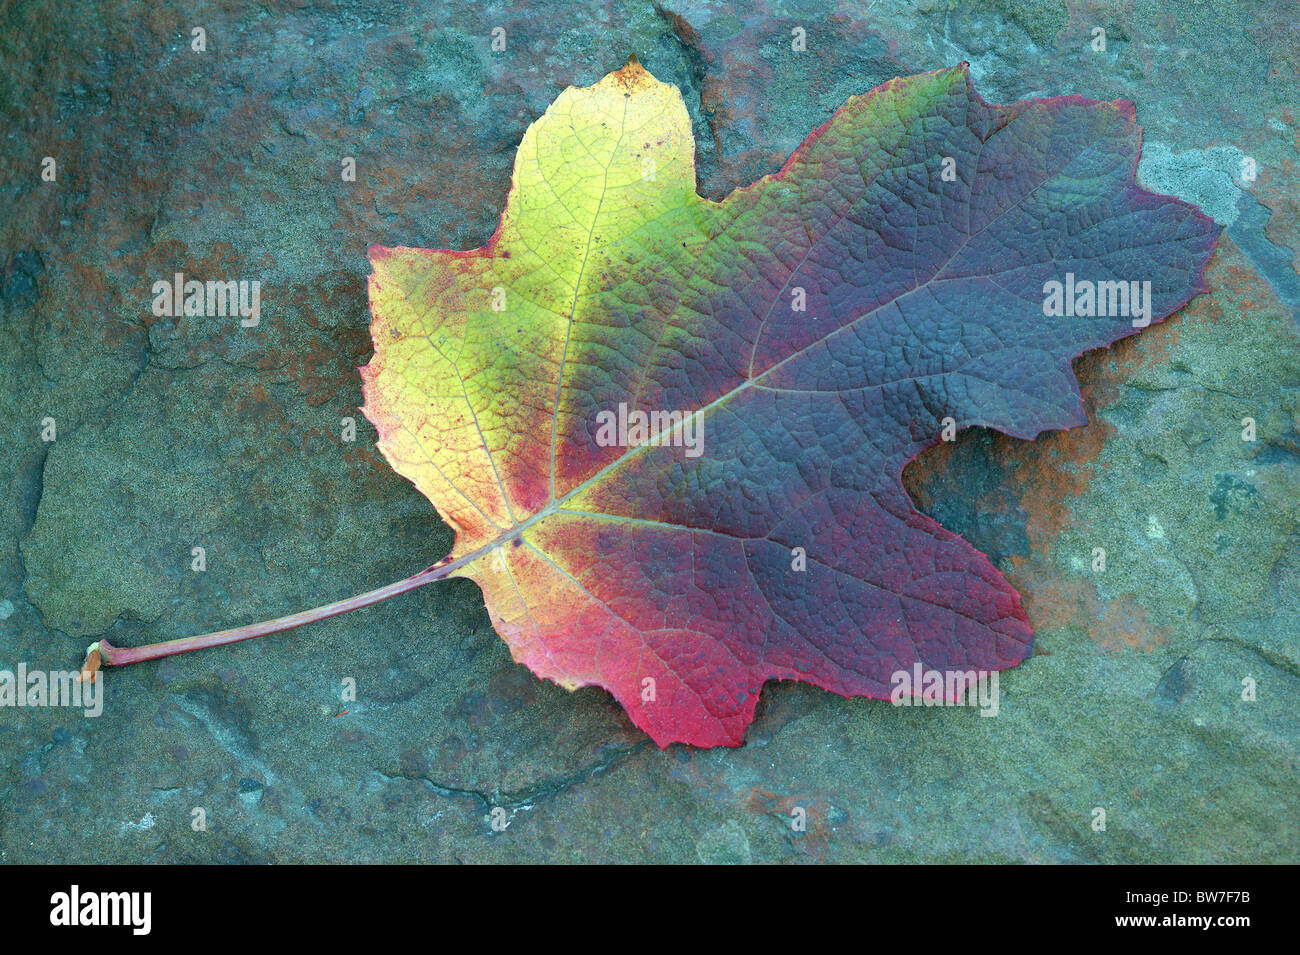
(1, 0, 1296, 862)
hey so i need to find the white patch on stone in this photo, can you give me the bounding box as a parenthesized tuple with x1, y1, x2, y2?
(121, 812, 156, 833)
(1137, 142, 1247, 226)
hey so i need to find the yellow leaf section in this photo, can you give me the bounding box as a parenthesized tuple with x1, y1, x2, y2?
(361, 58, 698, 566)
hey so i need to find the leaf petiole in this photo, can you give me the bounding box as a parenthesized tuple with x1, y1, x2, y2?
(78, 556, 468, 678)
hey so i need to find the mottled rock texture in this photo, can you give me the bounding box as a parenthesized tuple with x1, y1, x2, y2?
(1, 0, 1295, 862)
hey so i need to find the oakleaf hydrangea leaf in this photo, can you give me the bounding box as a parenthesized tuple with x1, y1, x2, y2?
(361, 59, 1219, 747)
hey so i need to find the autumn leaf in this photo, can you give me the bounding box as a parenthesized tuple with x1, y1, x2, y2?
(358, 58, 1218, 747)
(92, 58, 1217, 747)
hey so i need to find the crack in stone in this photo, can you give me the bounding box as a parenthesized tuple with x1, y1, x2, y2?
(375, 739, 649, 811)
(1199, 635, 1300, 679)
(653, 3, 722, 195)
